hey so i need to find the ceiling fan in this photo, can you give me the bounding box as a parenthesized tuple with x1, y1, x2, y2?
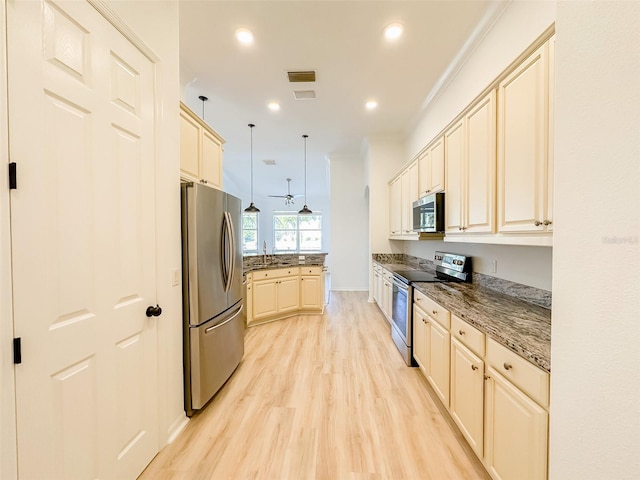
(268, 178, 303, 205)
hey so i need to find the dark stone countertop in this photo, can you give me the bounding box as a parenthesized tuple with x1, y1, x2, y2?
(244, 253, 327, 274)
(374, 260, 551, 372)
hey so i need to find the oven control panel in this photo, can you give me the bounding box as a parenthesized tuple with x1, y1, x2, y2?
(434, 251, 472, 281)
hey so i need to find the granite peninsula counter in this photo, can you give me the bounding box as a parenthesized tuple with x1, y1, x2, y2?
(373, 258, 551, 372)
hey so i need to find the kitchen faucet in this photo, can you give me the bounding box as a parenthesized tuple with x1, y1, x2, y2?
(263, 240, 267, 265)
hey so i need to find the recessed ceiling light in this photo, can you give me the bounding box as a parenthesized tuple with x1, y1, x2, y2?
(384, 23, 404, 40)
(235, 28, 254, 45)
(366, 100, 378, 110)
(268, 102, 280, 111)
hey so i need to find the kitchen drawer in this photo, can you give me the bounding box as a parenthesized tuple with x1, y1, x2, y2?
(451, 314, 485, 357)
(245, 273, 253, 282)
(382, 269, 393, 281)
(373, 264, 381, 273)
(486, 337, 550, 408)
(300, 266, 322, 275)
(252, 267, 299, 280)
(414, 290, 450, 329)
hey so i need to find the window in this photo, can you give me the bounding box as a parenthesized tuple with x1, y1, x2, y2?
(273, 212, 322, 253)
(242, 212, 259, 254)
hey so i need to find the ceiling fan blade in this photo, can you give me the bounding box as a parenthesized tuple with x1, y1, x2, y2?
(268, 195, 287, 198)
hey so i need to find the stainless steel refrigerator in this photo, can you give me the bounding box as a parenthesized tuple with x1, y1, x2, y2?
(181, 182, 244, 417)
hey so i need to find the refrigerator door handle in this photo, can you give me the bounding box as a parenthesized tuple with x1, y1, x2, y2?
(222, 212, 233, 292)
(226, 211, 237, 289)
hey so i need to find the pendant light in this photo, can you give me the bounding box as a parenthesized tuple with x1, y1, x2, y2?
(298, 134, 312, 214)
(244, 123, 260, 213)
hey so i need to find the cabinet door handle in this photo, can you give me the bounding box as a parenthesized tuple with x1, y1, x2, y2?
(534, 220, 542, 226)
(503, 362, 513, 370)
(459, 330, 465, 335)
(471, 365, 478, 371)
(543, 219, 552, 226)
(484, 375, 491, 380)
(432, 310, 437, 315)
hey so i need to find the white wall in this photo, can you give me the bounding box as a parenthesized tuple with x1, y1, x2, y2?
(405, 241, 552, 291)
(329, 153, 369, 291)
(107, 0, 185, 446)
(366, 135, 407, 297)
(550, 2, 640, 479)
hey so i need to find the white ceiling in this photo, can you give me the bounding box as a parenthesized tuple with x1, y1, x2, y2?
(179, 1, 496, 203)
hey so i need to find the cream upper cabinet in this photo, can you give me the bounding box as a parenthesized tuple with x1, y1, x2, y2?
(389, 176, 402, 235)
(179, 102, 224, 189)
(418, 136, 445, 197)
(444, 119, 465, 233)
(446, 91, 497, 235)
(465, 90, 496, 233)
(389, 163, 418, 239)
(546, 35, 555, 233)
(497, 41, 552, 233)
(401, 161, 419, 234)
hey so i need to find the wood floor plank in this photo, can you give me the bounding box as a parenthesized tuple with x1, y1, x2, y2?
(139, 291, 489, 480)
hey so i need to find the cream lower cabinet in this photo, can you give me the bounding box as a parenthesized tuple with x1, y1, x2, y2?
(412, 304, 429, 376)
(300, 266, 324, 311)
(484, 338, 549, 480)
(381, 268, 393, 322)
(484, 368, 548, 480)
(413, 298, 550, 480)
(450, 338, 485, 457)
(414, 290, 451, 407)
(250, 268, 300, 324)
(372, 264, 381, 304)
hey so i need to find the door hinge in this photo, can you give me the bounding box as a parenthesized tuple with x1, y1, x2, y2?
(13, 337, 22, 364)
(9, 162, 17, 190)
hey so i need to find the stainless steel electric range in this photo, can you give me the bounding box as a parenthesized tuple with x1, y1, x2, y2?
(390, 252, 472, 366)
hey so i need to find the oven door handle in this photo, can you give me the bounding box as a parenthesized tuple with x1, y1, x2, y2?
(392, 277, 410, 291)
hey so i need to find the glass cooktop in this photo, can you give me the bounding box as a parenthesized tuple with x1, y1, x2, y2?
(393, 270, 444, 284)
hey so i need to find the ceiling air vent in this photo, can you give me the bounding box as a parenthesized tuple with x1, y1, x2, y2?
(287, 70, 316, 83)
(263, 159, 276, 166)
(293, 90, 316, 100)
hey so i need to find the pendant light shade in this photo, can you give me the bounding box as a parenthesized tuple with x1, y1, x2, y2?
(298, 134, 312, 215)
(244, 123, 260, 213)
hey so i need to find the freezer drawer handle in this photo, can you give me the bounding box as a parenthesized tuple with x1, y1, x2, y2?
(205, 305, 244, 334)
(146, 304, 162, 317)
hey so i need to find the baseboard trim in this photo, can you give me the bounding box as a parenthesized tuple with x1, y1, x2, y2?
(166, 414, 189, 445)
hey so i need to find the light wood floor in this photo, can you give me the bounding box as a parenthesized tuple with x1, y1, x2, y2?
(140, 291, 489, 480)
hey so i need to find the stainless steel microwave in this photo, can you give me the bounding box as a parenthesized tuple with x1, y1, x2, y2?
(413, 192, 445, 233)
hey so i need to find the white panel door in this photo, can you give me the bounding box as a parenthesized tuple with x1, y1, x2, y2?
(7, 1, 159, 478)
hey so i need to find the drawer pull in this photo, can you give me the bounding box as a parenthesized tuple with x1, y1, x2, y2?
(503, 362, 513, 371)
(471, 365, 478, 371)
(432, 310, 437, 315)
(458, 329, 465, 335)
(484, 375, 491, 380)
